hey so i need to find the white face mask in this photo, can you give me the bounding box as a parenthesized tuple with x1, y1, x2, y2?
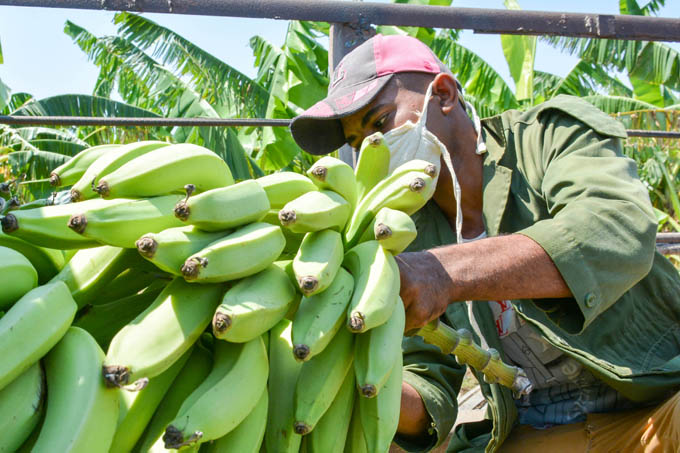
(382, 81, 485, 244)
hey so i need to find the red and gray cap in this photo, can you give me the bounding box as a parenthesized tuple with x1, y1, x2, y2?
(290, 34, 453, 155)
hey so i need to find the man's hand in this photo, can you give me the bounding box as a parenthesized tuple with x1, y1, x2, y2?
(396, 251, 455, 333)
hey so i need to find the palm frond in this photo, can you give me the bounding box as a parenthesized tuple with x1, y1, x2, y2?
(620, 0, 666, 16)
(113, 12, 269, 117)
(582, 94, 658, 114)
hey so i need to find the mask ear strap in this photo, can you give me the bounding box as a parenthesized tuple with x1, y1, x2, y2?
(462, 95, 487, 155)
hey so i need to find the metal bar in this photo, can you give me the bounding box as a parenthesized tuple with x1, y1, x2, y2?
(0, 115, 291, 127)
(657, 243, 680, 256)
(2, 0, 680, 42)
(626, 130, 680, 139)
(1, 116, 679, 140)
(656, 233, 680, 244)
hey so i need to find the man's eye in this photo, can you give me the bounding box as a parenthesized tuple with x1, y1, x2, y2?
(374, 115, 387, 129)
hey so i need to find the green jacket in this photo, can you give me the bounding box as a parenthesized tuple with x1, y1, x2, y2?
(395, 95, 680, 453)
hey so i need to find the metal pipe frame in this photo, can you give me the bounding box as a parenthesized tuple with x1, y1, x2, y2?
(1, 0, 680, 42)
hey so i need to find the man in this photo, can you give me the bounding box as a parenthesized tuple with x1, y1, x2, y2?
(290, 34, 680, 452)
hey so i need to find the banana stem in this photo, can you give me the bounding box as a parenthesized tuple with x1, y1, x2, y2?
(416, 319, 533, 397)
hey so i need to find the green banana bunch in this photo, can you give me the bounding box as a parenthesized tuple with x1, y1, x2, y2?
(70, 141, 170, 202)
(354, 301, 405, 398)
(292, 267, 354, 361)
(358, 356, 403, 453)
(164, 336, 268, 449)
(372, 207, 417, 254)
(0, 246, 38, 310)
(103, 278, 223, 388)
(278, 190, 351, 234)
(265, 319, 303, 453)
(203, 389, 268, 453)
(109, 347, 192, 453)
(181, 222, 285, 283)
(135, 342, 213, 452)
(32, 327, 120, 453)
(174, 179, 269, 231)
(212, 264, 297, 343)
(0, 198, 121, 249)
(293, 327, 354, 435)
(68, 195, 185, 249)
(49, 144, 121, 187)
(73, 283, 166, 350)
(343, 240, 400, 333)
(354, 132, 390, 203)
(344, 160, 437, 248)
(307, 156, 358, 208)
(344, 394, 368, 453)
(0, 362, 44, 452)
(50, 245, 142, 308)
(307, 365, 355, 453)
(293, 229, 344, 296)
(0, 281, 77, 391)
(94, 143, 233, 199)
(136, 225, 228, 275)
(256, 172, 318, 209)
(0, 231, 65, 284)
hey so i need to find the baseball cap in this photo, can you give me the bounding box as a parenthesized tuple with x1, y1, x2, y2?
(289, 34, 452, 155)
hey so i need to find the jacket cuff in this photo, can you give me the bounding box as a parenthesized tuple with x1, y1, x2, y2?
(393, 370, 456, 452)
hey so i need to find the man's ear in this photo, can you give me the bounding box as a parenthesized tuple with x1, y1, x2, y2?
(431, 73, 459, 116)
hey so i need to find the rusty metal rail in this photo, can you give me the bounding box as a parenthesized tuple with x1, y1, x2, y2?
(1, 0, 680, 42)
(0, 115, 678, 139)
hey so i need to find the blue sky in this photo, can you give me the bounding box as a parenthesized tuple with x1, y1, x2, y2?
(0, 0, 679, 101)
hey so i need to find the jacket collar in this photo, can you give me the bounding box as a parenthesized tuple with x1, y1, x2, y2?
(480, 115, 513, 237)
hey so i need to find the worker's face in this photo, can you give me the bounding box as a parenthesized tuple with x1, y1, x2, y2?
(340, 78, 428, 151)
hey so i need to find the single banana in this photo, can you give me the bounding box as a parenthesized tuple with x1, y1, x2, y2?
(70, 141, 170, 201)
(292, 229, 344, 296)
(73, 283, 166, 350)
(174, 179, 269, 231)
(135, 342, 213, 452)
(344, 161, 437, 248)
(256, 172, 318, 210)
(344, 394, 368, 453)
(0, 281, 77, 391)
(265, 320, 303, 453)
(50, 245, 142, 309)
(181, 222, 285, 283)
(271, 259, 303, 321)
(103, 277, 223, 388)
(93, 267, 163, 305)
(68, 195, 185, 249)
(0, 246, 38, 310)
(0, 198, 121, 249)
(94, 143, 233, 199)
(343, 241, 400, 333)
(163, 336, 268, 449)
(293, 327, 354, 435)
(307, 367, 355, 453)
(0, 362, 44, 452)
(50, 144, 121, 187)
(372, 207, 417, 255)
(278, 190, 351, 234)
(0, 230, 65, 284)
(262, 209, 305, 259)
(354, 301, 405, 398)
(307, 156, 358, 208)
(109, 346, 192, 453)
(212, 264, 296, 343)
(32, 327, 120, 453)
(358, 356, 403, 453)
(136, 225, 229, 275)
(354, 132, 390, 203)
(292, 267, 354, 361)
(202, 388, 268, 453)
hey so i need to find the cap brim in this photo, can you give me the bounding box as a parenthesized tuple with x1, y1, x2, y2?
(290, 75, 393, 155)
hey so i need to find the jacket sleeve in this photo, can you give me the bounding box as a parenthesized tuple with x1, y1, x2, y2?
(515, 109, 657, 334)
(393, 332, 467, 452)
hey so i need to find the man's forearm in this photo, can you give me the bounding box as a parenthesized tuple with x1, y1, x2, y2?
(431, 233, 571, 302)
(398, 382, 430, 439)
